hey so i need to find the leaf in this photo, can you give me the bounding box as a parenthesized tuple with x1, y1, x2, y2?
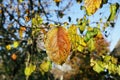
(13, 41, 19, 48)
(68, 25, 86, 52)
(39, 61, 51, 75)
(93, 60, 104, 73)
(103, 55, 111, 62)
(117, 65, 120, 76)
(32, 14, 43, 27)
(84, 0, 102, 15)
(84, 31, 95, 42)
(108, 3, 119, 21)
(6, 44, 11, 50)
(108, 62, 117, 74)
(45, 26, 71, 64)
(77, 16, 88, 33)
(111, 56, 118, 64)
(24, 67, 31, 77)
(87, 38, 95, 52)
(24, 64, 36, 77)
(77, 45, 84, 52)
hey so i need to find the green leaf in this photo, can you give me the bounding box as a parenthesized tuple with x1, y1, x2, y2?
(108, 3, 119, 21)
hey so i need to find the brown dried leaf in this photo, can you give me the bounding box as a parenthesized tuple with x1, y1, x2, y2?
(45, 27, 71, 64)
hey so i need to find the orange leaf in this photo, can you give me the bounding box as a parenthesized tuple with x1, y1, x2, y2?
(45, 27, 71, 64)
(84, 0, 102, 15)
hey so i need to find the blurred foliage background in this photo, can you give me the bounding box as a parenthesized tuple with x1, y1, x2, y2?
(0, 0, 120, 80)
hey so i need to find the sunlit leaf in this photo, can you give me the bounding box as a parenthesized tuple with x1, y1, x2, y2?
(68, 25, 86, 52)
(103, 55, 111, 62)
(108, 3, 119, 21)
(24, 67, 31, 77)
(77, 16, 88, 33)
(6, 44, 11, 50)
(84, 0, 102, 15)
(84, 31, 96, 42)
(87, 26, 93, 31)
(39, 61, 51, 75)
(32, 14, 43, 27)
(24, 63, 36, 77)
(45, 26, 71, 64)
(117, 65, 120, 76)
(78, 23, 86, 33)
(108, 62, 117, 74)
(93, 60, 104, 73)
(13, 41, 19, 48)
(87, 38, 95, 52)
(77, 45, 84, 52)
(111, 56, 118, 64)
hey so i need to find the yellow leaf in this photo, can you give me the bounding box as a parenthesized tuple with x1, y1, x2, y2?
(90, 58, 95, 66)
(79, 24, 86, 33)
(68, 24, 86, 52)
(6, 45, 11, 50)
(87, 26, 93, 31)
(45, 27, 71, 64)
(13, 41, 19, 48)
(24, 67, 31, 77)
(78, 36, 86, 47)
(111, 56, 118, 64)
(84, 0, 102, 15)
(32, 14, 43, 26)
(68, 24, 78, 36)
(77, 45, 84, 52)
(93, 60, 104, 73)
(39, 61, 51, 75)
(108, 62, 117, 74)
(117, 65, 120, 76)
(87, 38, 95, 52)
(103, 55, 111, 62)
(24, 64, 36, 77)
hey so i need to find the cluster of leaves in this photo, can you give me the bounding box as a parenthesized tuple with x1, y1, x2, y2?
(91, 55, 120, 74)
